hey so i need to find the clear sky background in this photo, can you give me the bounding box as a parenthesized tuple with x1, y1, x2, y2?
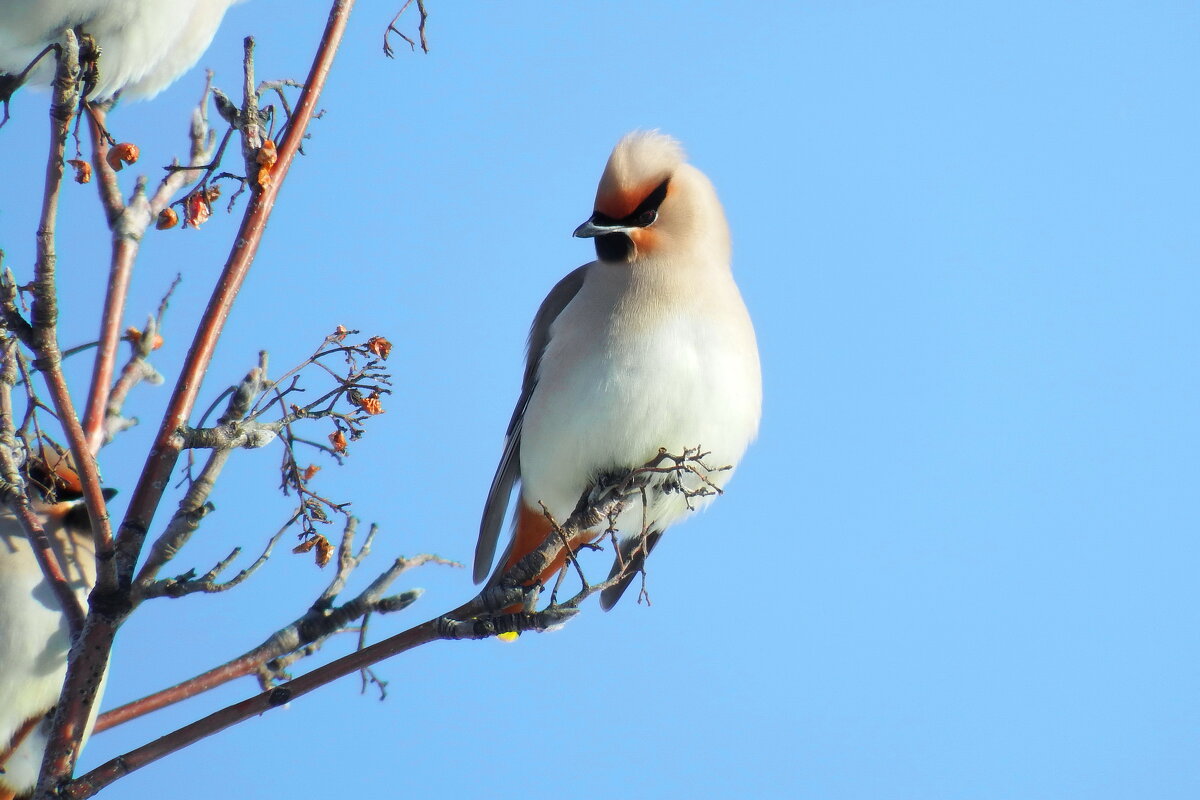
(0, 2, 1197, 798)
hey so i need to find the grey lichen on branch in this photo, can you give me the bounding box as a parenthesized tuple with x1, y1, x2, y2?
(174, 420, 280, 450)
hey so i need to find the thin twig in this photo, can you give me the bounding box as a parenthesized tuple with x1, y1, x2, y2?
(96, 522, 442, 734)
(383, 0, 430, 57)
(81, 78, 216, 454)
(41, 5, 360, 792)
(132, 356, 268, 594)
(66, 448, 717, 796)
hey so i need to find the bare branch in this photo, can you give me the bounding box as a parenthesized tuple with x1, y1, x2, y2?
(41, 3, 362, 790)
(81, 80, 217, 454)
(383, 0, 430, 57)
(96, 518, 445, 735)
(132, 355, 269, 594)
(66, 449, 720, 796)
(25, 28, 116, 594)
(102, 316, 166, 444)
(0, 267, 35, 346)
(141, 524, 285, 600)
(21, 35, 123, 794)
(85, 105, 124, 223)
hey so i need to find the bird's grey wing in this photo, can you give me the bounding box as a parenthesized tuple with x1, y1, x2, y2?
(599, 530, 663, 610)
(473, 264, 591, 584)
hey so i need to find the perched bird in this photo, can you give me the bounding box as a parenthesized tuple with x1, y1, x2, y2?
(0, 0, 243, 102)
(474, 131, 762, 609)
(0, 457, 110, 800)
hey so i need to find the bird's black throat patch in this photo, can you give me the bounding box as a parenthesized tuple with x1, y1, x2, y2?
(595, 232, 634, 262)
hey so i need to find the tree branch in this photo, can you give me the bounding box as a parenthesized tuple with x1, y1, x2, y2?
(101, 316, 166, 444)
(81, 81, 216, 454)
(62, 449, 718, 797)
(96, 519, 443, 733)
(131, 355, 275, 595)
(26, 28, 117, 597)
(36, 4, 360, 793)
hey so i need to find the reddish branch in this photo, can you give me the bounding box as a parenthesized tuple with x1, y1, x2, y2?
(79, 103, 134, 453)
(112, 15, 347, 578)
(60, 448, 719, 798)
(66, 618, 445, 800)
(81, 84, 216, 454)
(86, 104, 124, 222)
(22, 28, 117, 609)
(98, 529, 437, 732)
(36, 4, 358, 795)
(66, 577, 574, 799)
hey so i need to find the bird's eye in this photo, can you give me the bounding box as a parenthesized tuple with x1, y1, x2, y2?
(638, 209, 658, 226)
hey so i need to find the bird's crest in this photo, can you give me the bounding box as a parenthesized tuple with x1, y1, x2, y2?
(595, 130, 686, 219)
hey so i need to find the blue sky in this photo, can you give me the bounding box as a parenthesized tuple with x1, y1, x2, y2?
(1, 2, 1197, 798)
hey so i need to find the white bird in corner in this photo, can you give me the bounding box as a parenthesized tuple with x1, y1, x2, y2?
(0, 0, 244, 103)
(0, 458, 110, 800)
(475, 131, 762, 610)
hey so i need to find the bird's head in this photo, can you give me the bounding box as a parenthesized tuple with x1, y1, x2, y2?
(23, 442, 117, 525)
(574, 131, 728, 265)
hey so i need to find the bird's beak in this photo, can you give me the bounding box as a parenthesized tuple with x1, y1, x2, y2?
(573, 215, 629, 238)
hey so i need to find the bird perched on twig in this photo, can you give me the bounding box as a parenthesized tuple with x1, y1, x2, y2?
(0, 454, 112, 800)
(475, 131, 762, 610)
(0, 0, 243, 103)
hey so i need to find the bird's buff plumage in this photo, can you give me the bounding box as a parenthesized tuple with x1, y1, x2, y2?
(0, 0, 243, 101)
(474, 130, 762, 610)
(0, 499, 105, 799)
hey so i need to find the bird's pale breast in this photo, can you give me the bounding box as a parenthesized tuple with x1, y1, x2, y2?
(0, 517, 100, 794)
(519, 270, 760, 538)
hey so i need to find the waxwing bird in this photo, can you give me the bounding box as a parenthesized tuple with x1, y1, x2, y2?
(0, 0, 243, 103)
(0, 458, 112, 800)
(475, 131, 762, 610)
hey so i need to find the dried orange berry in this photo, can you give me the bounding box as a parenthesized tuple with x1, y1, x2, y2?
(314, 535, 334, 568)
(124, 327, 165, 350)
(256, 138, 277, 167)
(329, 430, 347, 454)
(105, 142, 139, 171)
(255, 139, 277, 188)
(67, 159, 91, 184)
(302, 464, 320, 481)
(365, 336, 392, 360)
(331, 325, 349, 342)
(156, 208, 179, 230)
(359, 392, 384, 416)
(184, 191, 211, 228)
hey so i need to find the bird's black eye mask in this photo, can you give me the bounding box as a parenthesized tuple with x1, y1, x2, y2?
(591, 178, 670, 230)
(592, 178, 669, 262)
